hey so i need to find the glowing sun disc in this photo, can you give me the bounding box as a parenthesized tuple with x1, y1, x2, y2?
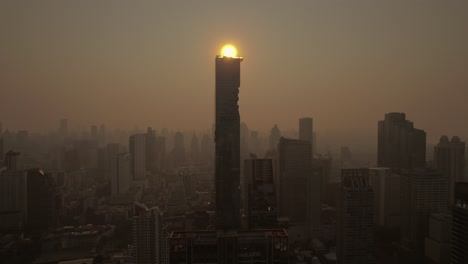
(221, 44, 237, 57)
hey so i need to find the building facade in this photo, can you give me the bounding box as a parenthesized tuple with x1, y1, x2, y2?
(214, 54, 243, 230)
(338, 169, 374, 264)
(377, 113, 426, 169)
(369, 168, 401, 228)
(130, 134, 146, 181)
(451, 183, 468, 264)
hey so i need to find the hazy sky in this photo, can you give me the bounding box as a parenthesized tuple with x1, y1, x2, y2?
(1, 1, 467, 148)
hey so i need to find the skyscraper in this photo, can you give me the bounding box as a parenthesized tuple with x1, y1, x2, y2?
(112, 153, 131, 195)
(400, 169, 448, 261)
(369, 168, 401, 228)
(338, 169, 374, 264)
(129, 134, 146, 181)
(434, 136, 466, 206)
(133, 203, 167, 264)
(451, 182, 468, 264)
(269, 124, 281, 151)
(299, 117, 313, 155)
(243, 158, 277, 229)
(277, 137, 320, 242)
(214, 52, 242, 230)
(378, 113, 426, 169)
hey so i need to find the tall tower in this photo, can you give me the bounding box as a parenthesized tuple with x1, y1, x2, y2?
(129, 134, 146, 181)
(215, 47, 243, 230)
(299, 117, 313, 154)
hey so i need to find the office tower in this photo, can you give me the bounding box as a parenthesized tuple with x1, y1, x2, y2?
(190, 134, 200, 164)
(133, 203, 167, 264)
(146, 127, 157, 172)
(451, 183, 468, 264)
(277, 137, 320, 242)
(424, 213, 451, 264)
(369, 168, 401, 228)
(400, 169, 449, 261)
(25, 169, 61, 233)
(313, 154, 332, 204)
(337, 169, 374, 264)
(434, 136, 466, 206)
(378, 113, 426, 169)
(214, 52, 242, 230)
(129, 134, 146, 181)
(112, 153, 131, 195)
(173, 131, 186, 167)
(59, 119, 68, 137)
(269, 124, 281, 151)
(244, 158, 277, 229)
(0, 170, 28, 231)
(341, 146, 353, 169)
(5, 150, 21, 171)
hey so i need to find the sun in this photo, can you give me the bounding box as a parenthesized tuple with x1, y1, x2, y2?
(221, 44, 237, 57)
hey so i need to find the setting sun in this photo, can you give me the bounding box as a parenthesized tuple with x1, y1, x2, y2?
(221, 44, 237, 57)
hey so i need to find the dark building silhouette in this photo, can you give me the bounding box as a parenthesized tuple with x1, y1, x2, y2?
(378, 113, 426, 169)
(451, 183, 468, 264)
(129, 134, 146, 181)
(269, 124, 281, 151)
(337, 169, 374, 264)
(299, 117, 314, 155)
(434, 136, 466, 206)
(26, 169, 61, 233)
(400, 169, 448, 262)
(190, 134, 200, 164)
(5, 150, 21, 171)
(214, 53, 243, 230)
(146, 127, 157, 172)
(243, 158, 277, 229)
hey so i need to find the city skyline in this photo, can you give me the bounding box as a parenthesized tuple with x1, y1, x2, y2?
(1, 1, 468, 148)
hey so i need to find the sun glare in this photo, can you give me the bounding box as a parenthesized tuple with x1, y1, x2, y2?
(221, 44, 237, 57)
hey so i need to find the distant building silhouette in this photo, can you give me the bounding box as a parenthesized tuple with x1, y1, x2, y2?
(133, 203, 167, 264)
(299, 117, 314, 155)
(111, 153, 131, 195)
(340, 146, 353, 169)
(378, 113, 426, 169)
(434, 136, 465, 206)
(214, 54, 243, 230)
(277, 137, 320, 242)
(400, 169, 448, 261)
(129, 134, 146, 181)
(5, 150, 21, 171)
(337, 168, 374, 264)
(190, 134, 200, 164)
(451, 182, 468, 264)
(269, 124, 281, 151)
(243, 158, 277, 229)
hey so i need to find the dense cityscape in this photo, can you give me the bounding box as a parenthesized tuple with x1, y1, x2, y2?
(2, 1, 468, 264)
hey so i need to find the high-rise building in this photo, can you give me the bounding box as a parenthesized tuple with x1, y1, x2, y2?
(369, 168, 401, 228)
(25, 169, 61, 233)
(299, 117, 313, 155)
(5, 150, 21, 171)
(277, 137, 320, 242)
(129, 134, 146, 181)
(269, 124, 281, 151)
(337, 169, 374, 264)
(434, 136, 466, 206)
(378, 113, 426, 169)
(133, 203, 168, 264)
(106, 143, 120, 180)
(451, 182, 468, 264)
(400, 169, 449, 261)
(214, 52, 242, 230)
(0, 138, 4, 161)
(244, 158, 277, 229)
(0, 170, 27, 231)
(112, 153, 131, 195)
